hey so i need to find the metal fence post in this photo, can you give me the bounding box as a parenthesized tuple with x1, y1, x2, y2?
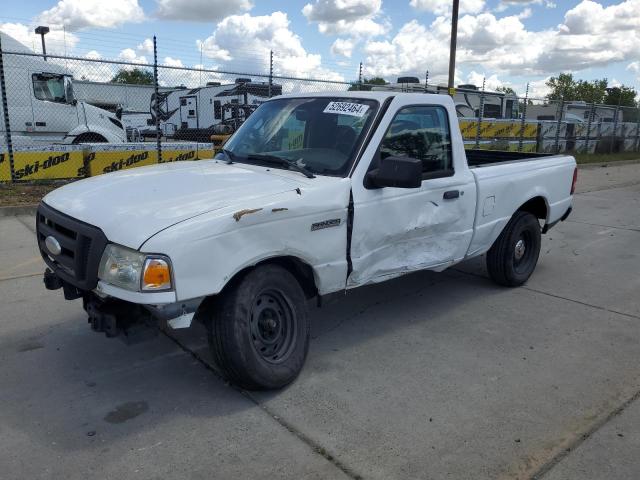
(0, 35, 15, 182)
(634, 108, 640, 152)
(153, 36, 162, 163)
(268, 50, 273, 98)
(585, 103, 595, 154)
(474, 77, 486, 150)
(554, 97, 564, 154)
(518, 83, 529, 153)
(610, 102, 620, 154)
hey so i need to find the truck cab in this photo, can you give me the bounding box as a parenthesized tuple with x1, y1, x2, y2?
(0, 32, 126, 145)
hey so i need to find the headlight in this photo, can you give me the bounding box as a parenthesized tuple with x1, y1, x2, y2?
(98, 244, 173, 292)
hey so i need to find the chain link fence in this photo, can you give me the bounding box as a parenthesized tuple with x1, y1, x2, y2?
(1, 33, 639, 183)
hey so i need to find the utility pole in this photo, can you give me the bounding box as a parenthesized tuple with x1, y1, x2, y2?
(35, 26, 49, 61)
(447, 0, 460, 96)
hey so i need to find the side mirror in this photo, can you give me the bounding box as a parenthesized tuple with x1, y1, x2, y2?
(365, 155, 422, 189)
(115, 106, 123, 120)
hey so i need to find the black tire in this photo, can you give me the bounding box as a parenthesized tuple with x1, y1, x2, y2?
(73, 133, 107, 144)
(486, 211, 541, 287)
(206, 265, 309, 390)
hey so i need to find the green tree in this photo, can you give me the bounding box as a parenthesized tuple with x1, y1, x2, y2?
(603, 86, 638, 107)
(111, 68, 154, 85)
(349, 76, 387, 91)
(496, 86, 516, 95)
(545, 73, 608, 103)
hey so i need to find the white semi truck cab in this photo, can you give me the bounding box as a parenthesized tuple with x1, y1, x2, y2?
(37, 92, 577, 390)
(0, 33, 126, 145)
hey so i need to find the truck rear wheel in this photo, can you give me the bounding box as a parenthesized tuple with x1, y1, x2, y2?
(486, 211, 541, 287)
(206, 265, 310, 390)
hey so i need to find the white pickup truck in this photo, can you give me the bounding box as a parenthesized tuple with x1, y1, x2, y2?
(37, 92, 577, 389)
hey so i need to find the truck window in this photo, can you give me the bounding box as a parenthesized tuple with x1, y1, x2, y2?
(379, 105, 453, 178)
(223, 97, 378, 176)
(32, 73, 69, 103)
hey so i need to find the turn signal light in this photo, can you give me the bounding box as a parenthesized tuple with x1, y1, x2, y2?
(142, 258, 172, 291)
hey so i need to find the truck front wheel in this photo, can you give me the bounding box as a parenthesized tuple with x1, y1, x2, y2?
(486, 211, 541, 287)
(206, 265, 310, 390)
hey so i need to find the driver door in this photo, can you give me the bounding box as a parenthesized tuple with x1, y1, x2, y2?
(348, 97, 476, 287)
(31, 73, 79, 139)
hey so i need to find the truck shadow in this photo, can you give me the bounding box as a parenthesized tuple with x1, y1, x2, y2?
(1, 257, 507, 454)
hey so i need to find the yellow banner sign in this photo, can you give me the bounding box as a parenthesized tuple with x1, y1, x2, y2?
(0, 149, 84, 181)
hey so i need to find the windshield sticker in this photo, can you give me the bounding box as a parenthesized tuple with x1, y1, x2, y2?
(323, 102, 370, 117)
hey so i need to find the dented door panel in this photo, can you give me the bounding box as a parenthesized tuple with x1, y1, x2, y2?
(348, 174, 476, 287)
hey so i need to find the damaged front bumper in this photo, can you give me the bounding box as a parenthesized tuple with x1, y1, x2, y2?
(44, 268, 204, 344)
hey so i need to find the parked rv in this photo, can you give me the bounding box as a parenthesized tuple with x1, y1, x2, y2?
(150, 79, 282, 142)
(0, 33, 127, 146)
(371, 77, 519, 119)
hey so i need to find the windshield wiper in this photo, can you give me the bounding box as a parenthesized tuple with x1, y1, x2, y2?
(222, 148, 237, 164)
(246, 154, 316, 179)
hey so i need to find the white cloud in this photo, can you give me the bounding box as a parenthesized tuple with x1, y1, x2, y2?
(331, 38, 355, 57)
(303, 0, 380, 22)
(465, 71, 507, 91)
(37, 0, 145, 31)
(197, 12, 345, 81)
(410, 0, 486, 15)
(0, 22, 78, 54)
(303, 0, 387, 37)
(364, 1, 640, 82)
(155, 0, 252, 22)
(137, 38, 154, 55)
(118, 48, 148, 64)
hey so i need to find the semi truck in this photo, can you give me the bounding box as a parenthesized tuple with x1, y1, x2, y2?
(0, 32, 127, 145)
(37, 92, 576, 390)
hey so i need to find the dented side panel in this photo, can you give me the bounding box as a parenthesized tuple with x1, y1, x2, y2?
(348, 175, 476, 287)
(142, 176, 352, 300)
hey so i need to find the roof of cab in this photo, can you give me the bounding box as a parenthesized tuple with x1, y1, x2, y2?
(273, 90, 454, 106)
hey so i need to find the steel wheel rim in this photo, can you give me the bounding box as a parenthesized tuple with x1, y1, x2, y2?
(513, 230, 535, 274)
(249, 289, 296, 364)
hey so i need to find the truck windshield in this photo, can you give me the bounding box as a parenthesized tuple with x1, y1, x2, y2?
(222, 97, 379, 177)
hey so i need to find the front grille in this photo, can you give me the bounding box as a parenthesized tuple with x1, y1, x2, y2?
(36, 203, 108, 291)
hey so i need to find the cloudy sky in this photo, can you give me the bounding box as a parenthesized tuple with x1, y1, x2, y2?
(1, 0, 639, 98)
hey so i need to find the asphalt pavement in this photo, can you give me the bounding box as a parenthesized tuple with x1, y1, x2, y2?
(1, 162, 639, 479)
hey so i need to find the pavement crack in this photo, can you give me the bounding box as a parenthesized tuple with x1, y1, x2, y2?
(15, 215, 37, 234)
(449, 268, 640, 321)
(160, 328, 363, 480)
(532, 387, 640, 479)
(565, 219, 640, 233)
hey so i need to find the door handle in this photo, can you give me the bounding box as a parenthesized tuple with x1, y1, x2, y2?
(443, 190, 460, 200)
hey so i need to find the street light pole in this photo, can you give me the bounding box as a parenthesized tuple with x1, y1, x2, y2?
(35, 26, 49, 61)
(447, 0, 460, 96)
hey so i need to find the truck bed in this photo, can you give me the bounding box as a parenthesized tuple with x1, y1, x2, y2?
(465, 149, 554, 168)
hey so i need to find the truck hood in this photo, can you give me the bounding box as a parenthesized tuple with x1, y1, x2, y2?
(43, 160, 306, 249)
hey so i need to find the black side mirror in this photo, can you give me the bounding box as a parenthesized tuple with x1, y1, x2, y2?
(115, 106, 123, 120)
(365, 155, 422, 189)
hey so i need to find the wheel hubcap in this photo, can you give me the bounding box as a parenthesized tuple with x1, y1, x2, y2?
(514, 239, 526, 260)
(249, 290, 296, 364)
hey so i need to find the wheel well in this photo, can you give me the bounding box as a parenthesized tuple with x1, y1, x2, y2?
(518, 196, 548, 221)
(73, 132, 107, 143)
(224, 256, 319, 300)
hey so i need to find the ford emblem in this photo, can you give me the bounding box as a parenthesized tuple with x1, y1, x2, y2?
(45, 236, 62, 256)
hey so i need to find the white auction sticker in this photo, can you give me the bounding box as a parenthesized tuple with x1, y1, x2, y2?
(323, 101, 370, 117)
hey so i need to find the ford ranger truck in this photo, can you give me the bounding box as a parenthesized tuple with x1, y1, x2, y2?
(37, 92, 577, 390)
